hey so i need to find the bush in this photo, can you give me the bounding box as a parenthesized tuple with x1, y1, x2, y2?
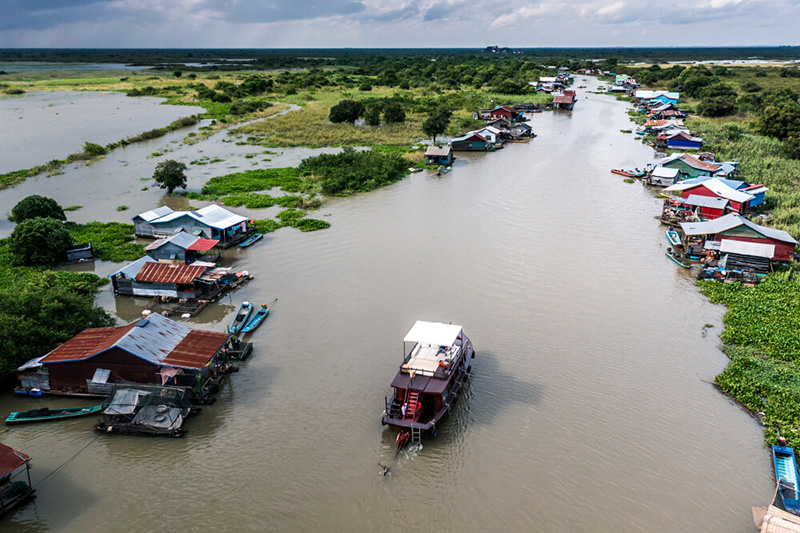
(329, 99, 365, 124)
(82, 142, 108, 156)
(10, 195, 66, 223)
(383, 102, 406, 124)
(298, 147, 408, 195)
(698, 97, 737, 117)
(9, 217, 72, 266)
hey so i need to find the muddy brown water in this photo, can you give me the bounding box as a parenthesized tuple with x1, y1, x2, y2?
(0, 78, 772, 532)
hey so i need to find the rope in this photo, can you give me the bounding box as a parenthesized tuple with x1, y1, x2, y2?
(35, 433, 101, 488)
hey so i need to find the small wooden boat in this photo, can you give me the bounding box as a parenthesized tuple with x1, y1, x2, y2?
(611, 168, 644, 178)
(241, 299, 276, 334)
(239, 233, 263, 248)
(665, 247, 691, 269)
(229, 301, 254, 334)
(774, 440, 800, 515)
(13, 387, 42, 397)
(6, 405, 103, 425)
(436, 166, 452, 176)
(666, 230, 683, 248)
(408, 167, 423, 173)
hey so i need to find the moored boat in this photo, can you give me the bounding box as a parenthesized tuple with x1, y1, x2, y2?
(382, 321, 475, 448)
(611, 168, 644, 178)
(239, 233, 263, 248)
(436, 166, 451, 176)
(5, 405, 103, 425)
(241, 299, 276, 334)
(229, 301, 254, 334)
(666, 230, 683, 248)
(774, 439, 800, 516)
(665, 247, 691, 269)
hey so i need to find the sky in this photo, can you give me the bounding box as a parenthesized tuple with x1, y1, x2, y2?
(1, 0, 799, 48)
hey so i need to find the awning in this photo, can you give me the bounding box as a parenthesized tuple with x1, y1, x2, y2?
(187, 239, 219, 251)
(403, 321, 463, 347)
(0, 443, 30, 476)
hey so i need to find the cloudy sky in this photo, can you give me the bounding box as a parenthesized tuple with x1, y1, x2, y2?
(1, 0, 798, 48)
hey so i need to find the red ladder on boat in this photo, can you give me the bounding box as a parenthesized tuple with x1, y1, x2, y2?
(404, 392, 420, 421)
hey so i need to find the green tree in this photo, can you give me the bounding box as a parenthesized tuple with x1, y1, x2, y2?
(9, 217, 72, 266)
(383, 102, 406, 124)
(422, 109, 452, 144)
(10, 195, 66, 223)
(329, 99, 365, 124)
(173, 70, 183, 78)
(364, 104, 382, 126)
(758, 104, 800, 140)
(153, 159, 188, 194)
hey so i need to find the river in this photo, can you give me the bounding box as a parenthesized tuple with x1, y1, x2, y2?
(0, 76, 772, 532)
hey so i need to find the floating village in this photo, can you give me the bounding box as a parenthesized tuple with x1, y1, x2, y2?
(2, 56, 800, 531)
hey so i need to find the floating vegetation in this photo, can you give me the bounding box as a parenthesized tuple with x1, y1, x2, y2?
(117, 205, 129, 211)
(623, 178, 635, 184)
(65, 222, 144, 262)
(63, 205, 82, 212)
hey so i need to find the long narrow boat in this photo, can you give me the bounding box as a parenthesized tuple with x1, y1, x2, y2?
(611, 168, 644, 178)
(5, 405, 103, 425)
(666, 230, 683, 248)
(773, 441, 800, 515)
(382, 321, 475, 450)
(229, 301, 254, 334)
(665, 248, 692, 269)
(239, 233, 264, 248)
(241, 299, 276, 334)
(436, 166, 451, 176)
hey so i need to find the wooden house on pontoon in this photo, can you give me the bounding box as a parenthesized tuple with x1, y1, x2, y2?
(679, 213, 797, 262)
(16, 313, 230, 397)
(0, 443, 34, 516)
(424, 145, 454, 166)
(144, 231, 219, 264)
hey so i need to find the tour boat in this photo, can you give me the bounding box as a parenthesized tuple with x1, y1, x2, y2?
(382, 321, 475, 448)
(773, 440, 800, 516)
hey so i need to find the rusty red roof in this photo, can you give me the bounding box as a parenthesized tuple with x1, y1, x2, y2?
(682, 153, 720, 172)
(554, 95, 574, 104)
(161, 330, 229, 369)
(187, 238, 219, 251)
(135, 262, 207, 284)
(40, 323, 137, 363)
(0, 443, 30, 475)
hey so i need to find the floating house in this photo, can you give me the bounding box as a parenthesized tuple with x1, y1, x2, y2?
(473, 126, 503, 146)
(680, 213, 797, 262)
(681, 195, 731, 219)
(553, 94, 575, 110)
(16, 313, 230, 397)
(477, 106, 521, 121)
(508, 122, 534, 139)
(66, 243, 94, 263)
(661, 130, 704, 150)
(665, 177, 755, 214)
(635, 90, 680, 106)
(144, 231, 219, 264)
(109, 258, 241, 300)
(451, 132, 490, 151)
(424, 145, 454, 166)
(133, 204, 249, 248)
(658, 153, 724, 179)
(0, 443, 34, 516)
(648, 166, 681, 187)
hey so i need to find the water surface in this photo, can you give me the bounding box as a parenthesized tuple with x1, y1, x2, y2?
(0, 78, 771, 532)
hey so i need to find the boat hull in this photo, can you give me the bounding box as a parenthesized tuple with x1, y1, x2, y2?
(6, 405, 103, 425)
(773, 445, 800, 515)
(666, 230, 682, 248)
(666, 249, 692, 269)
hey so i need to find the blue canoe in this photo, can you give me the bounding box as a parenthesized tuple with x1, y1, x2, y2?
(665, 248, 691, 269)
(241, 299, 276, 334)
(240, 233, 264, 248)
(773, 444, 800, 515)
(229, 302, 254, 335)
(666, 230, 682, 248)
(436, 166, 451, 176)
(6, 405, 103, 425)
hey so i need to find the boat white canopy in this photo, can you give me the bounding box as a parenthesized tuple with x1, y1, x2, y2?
(404, 321, 463, 347)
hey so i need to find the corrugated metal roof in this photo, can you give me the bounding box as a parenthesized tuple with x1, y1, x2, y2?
(720, 239, 775, 258)
(148, 204, 248, 231)
(38, 314, 227, 369)
(553, 95, 574, 104)
(144, 238, 169, 251)
(0, 443, 30, 476)
(652, 166, 680, 178)
(684, 194, 730, 209)
(681, 213, 798, 243)
(187, 238, 219, 251)
(108, 256, 157, 279)
(162, 330, 230, 369)
(40, 323, 136, 362)
(135, 262, 207, 284)
(452, 133, 487, 143)
(425, 145, 452, 156)
(134, 206, 174, 222)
